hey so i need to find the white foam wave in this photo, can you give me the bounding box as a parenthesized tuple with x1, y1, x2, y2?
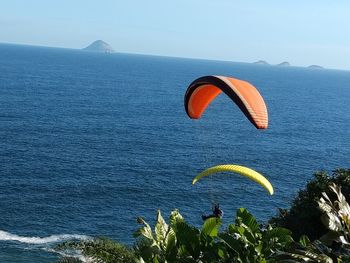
(0, 230, 90, 244)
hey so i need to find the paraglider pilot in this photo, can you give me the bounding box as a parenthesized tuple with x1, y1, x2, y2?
(202, 203, 223, 221)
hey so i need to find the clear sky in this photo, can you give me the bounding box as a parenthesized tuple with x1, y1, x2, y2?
(1, 0, 350, 69)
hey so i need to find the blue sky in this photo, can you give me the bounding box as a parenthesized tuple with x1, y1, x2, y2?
(1, 0, 350, 69)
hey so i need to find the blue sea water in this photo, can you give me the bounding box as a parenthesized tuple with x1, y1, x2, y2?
(0, 43, 349, 262)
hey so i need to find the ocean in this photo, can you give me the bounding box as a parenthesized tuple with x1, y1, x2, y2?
(0, 43, 349, 262)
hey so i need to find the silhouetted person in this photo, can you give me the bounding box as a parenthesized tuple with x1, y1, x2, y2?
(202, 203, 223, 221)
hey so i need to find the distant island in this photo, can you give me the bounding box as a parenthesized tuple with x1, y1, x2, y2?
(83, 40, 114, 53)
(307, 65, 324, 69)
(251, 60, 325, 69)
(277, 61, 290, 67)
(253, 60, 269, 65)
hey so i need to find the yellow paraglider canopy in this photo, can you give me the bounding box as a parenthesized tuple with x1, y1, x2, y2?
(192, 164, 274, 195)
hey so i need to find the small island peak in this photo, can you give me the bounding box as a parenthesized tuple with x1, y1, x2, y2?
(308, 64, 324, 69)
(83, 40, 114, 53)
(253, 60, 269, 65)
(277, 61, 290, 67)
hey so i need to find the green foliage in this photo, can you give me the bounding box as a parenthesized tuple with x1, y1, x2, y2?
(57, 257, 83, 263)
(317, 183, 350, 261)
(274, 182, 350, 262)
(270, 169, 350, 241)
(133, 208, 223, 262)
(133, 209, 181, 262)
(274, 236, 333, 262)
(318, 184, 350, 245)
(134, 207, 294, 263)
(220, 208, 293, 262)
(56, 237, 136, 263)
(54, 170, 350, 262)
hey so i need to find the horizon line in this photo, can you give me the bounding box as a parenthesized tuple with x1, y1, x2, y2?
(1, 41, 348, 72)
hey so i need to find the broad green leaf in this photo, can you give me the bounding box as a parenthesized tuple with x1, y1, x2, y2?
(174, 221, 200, 258)
(218, 232, 242, 253)
(134, 217, 154, 240)
(202, 217, 222, 237)
(169, 209, 184, 227)
(299, 235, 311, 247)
(164, 229, 177, 260)
(218, 248, 225, 259)
(134, 225, 155, 242)
(155, 210, 169, 243)
(236, 208, 259, 233)
(265, 227, 293, 244)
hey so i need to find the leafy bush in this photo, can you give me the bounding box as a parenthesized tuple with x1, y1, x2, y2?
(219, 208, 293, 262)
(270, 169, 350, 241)
(317, 183, 350, 261)
(56, 237, 136, 263)
(273, 235, 333, 262)
(134, 208, 294, 262)
(57, 257, 83, 263)
(133, 209, 180, 262)
(274, 182, 350, 262)
(55, 169, 350, 262)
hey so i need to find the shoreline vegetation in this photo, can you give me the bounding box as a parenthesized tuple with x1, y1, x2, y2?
(56, 169, 350, 263)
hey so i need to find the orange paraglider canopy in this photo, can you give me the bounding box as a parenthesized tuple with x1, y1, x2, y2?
(184, 75, 268, 129)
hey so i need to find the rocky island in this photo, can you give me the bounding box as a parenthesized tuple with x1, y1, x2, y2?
(277, 61, 290, 67)
(308, 65, 324, 69)
(83, 40, 114, 53)
(253, 60, 269, 65)
(252, 60, 324, 69)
